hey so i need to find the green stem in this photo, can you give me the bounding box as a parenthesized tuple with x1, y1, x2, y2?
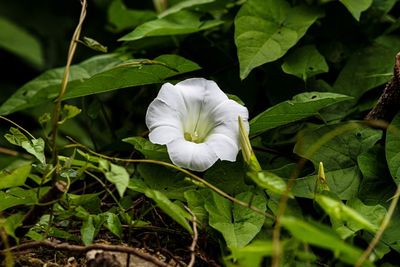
(67, 143, 274, 219)
(50, 0, 87, 167)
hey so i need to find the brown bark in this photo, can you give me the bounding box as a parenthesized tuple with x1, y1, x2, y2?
(365, 52, 400, 122)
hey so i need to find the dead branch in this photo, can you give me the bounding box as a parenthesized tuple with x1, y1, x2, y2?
(3, 241, 170, 267)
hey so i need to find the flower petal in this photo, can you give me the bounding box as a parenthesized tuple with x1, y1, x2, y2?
(145, 98, 182, 130)
(157, 78, 228, 111)
(211, 99, 249, 124)
(148, 125, 182, 145)
(205, 134, 239, 161)
(155, 78, 231, 134)
(166, 138, 219, 172)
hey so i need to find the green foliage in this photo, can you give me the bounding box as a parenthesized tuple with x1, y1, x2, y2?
(281, 216, 372, 266)
(0, 54, 199, 115)
(205, 191, 266, 248)
(123, 136, 169, 160)
(158, 0, 216, 18)
(333, 35, 400, 100)
(0, 160, 31, 189)
(107, 0, 156, 32)
(1, 0, 400, 265)
(226, 240, 273, 267)
(340, 0, 373, 21)
(0, 17, 44, 68)
(250, 92, 352, 137)
(119, 11, 223, 41)
(99, 159, 130, 197)
(386, 112, 400, 184)
(234, 0, 322, 79)
(4, 127, 46, 164)
(281, 45, 329, 81)
(247, 171, 289, 196)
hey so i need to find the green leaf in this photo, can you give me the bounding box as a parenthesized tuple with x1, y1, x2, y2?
(58, 104, 82, 125)
(0, 54, 200, 115)
(128, 176, 192, 232)
(143, 189, 193, 233)
(107, 0, 156, 32)
(63, 55, 200, 100)
(292, 166, 361, 200)
(281, 45, 329, 81)
(204, 161, 250, 196)
(315, 194, 378, 233)
(234, 0, 323, 79)
(119, 11, 223, 42)
(81, 215, 96, 245)
(0, 17, 44, 68)
(4, 128, 46, 164)
(67, 193, 102, 213)
(79, 37, 108, 53)
(227, 240, 273, 267)
(0, 187, 42, 211)
(0, 213, 24, 241)
(293, 123, 381, 200)
(386, 112, 400, 184)
(99, 160, 130, 197)
(340, 0, 373, 21)
(247, 171, 289, 196)
(137, 164, 195, 201)
(205, 191, 266, 248)
(0, 160, 32, 189)
(294, 122, 382, 171)
(123, 136, 169, 161)
(281, 216, 373, 266)
(334, 35, 400, 100)
(22, 138, 46, 165)
(358, 146, 396, 204)
(104, 212, 123, 239)
(184, 189, 211, 226)
(250, 92, 352, 137)
(346, 198, 386, 232)
(158, 0, 215, 18)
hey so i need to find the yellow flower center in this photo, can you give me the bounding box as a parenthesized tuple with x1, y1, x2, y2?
(184, 131, 203, 143)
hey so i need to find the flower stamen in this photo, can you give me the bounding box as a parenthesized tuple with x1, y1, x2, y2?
(184, 131, 202, 143)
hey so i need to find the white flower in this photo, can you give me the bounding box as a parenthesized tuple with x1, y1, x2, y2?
(146, 78, 249, 172)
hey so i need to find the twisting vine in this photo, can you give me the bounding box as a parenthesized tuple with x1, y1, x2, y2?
(50, 0, 87, 169)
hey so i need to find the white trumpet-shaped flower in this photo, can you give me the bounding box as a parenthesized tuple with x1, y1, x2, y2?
(146, 78, 249, 171)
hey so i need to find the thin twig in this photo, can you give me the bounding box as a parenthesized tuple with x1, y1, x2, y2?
(65, 141, 275, 219)
(85, 170, 125, 211)
(3, 241, 169, 267)
(185, 207, 198, 267)
(0, 147, 32, 159)
(271, 122, 379, 267)
(0, 116, 35, 139)
(50, 0, 87, 165)
(355, 176, 400, 266)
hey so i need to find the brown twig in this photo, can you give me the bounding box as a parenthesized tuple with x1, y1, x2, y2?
(3, 241, 169, 267)
(185, 207, 198, 267)
(365, 52, 400, 121)
(0, 146, 32, 159)
(50, 0, 87, 166)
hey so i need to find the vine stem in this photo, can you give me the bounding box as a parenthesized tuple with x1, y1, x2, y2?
(0, 116, 35, 139)
(50, 0, 87, 166)
(65, 142, 274, 219)
(271, 121, 380, 267)
(355, 184, 400, 267)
